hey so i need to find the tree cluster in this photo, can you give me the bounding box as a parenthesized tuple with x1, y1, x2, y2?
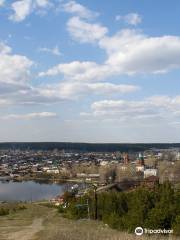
(60, 182, 180, 235)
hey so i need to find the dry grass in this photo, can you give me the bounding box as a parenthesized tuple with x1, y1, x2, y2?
(0, 204, 179, 240)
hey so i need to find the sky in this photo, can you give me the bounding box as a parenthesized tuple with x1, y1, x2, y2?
(1, 0, 180, 143)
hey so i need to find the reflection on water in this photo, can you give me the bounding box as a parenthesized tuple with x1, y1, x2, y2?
(0, 180, 67, 201)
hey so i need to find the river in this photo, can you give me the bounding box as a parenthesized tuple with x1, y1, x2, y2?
(0, 180, 73, 202)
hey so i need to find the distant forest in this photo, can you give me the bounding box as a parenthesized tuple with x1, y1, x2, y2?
(0, 142, 180, 152)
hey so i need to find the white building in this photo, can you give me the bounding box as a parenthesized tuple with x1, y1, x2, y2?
(47, 169, 59, 174)
(100, 161, 108, 166)
(176, 152, 180, 160)
(144, 169, 157, 178)
(136, 165, 145, 172)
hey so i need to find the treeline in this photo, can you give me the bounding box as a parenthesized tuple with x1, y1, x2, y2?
(60, 182, 180, 235)
(1, 142, 180, 152)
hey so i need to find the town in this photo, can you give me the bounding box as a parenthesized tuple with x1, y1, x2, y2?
(0, 146, 180, 239)
(0, 147, 179, 193)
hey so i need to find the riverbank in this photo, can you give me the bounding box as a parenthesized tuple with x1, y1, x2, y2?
(0, 203, 178, 240)
(5, 175, 98, 184)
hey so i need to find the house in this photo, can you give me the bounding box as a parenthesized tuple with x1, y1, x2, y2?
(46, 169, 59, 174)
(136, 165, 145, 172)
(50, 195, 65, 206)
(144, 168, 157, 178)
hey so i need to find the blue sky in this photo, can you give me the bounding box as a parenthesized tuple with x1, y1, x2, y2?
(1, 0, 180, 142)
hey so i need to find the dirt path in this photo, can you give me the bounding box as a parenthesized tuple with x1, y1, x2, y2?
(7, 218, 43, 240)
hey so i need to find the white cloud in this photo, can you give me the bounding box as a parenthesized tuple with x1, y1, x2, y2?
(86, 83, 140, 95)
(0, 42, 54, 106)
(39, 60, 111, 81)
(67, 16, 108, 43)
(91, 99, 154, 117)
(39, 61, 97, 77)
(0, 42, 137, 105)
(41, 28, 180, 84)
(82, 96, 180, 122)
(1, 112, 57, 120)
(116, 13, 142, 26)
(0, 0, 5, 7)
(100, 29, 180, 75)
(37, 82, 140, 100)
(0, 42, 11, 54)
(58, 3, 180, 81)
(62, 7, 180, 77)
(38, 46, 61, 56)
(0, 42, 33, 85)
(63, 0, 98, 19)
(36, 0, 49, 7)
(9, 0, 52, 22)
(99, 29, 143, 54)
(9, 0, 32, 22)
(5, 2, 180, 114)
(0, 55, 33, 85)
(0, 98, 11, 105)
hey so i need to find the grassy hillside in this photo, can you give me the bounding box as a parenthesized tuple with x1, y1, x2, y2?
(0, 203, 178, 240)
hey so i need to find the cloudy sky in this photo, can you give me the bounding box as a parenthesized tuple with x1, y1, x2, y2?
(1, 0, 180, 142)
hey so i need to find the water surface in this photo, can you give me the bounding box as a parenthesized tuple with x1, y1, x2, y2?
(0, 180, 68, 201)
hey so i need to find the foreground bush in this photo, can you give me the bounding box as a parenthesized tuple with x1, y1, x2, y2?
(0, 203, 27, 216)
(0, 208, 9, 216)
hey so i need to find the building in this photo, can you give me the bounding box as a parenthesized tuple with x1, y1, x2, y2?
(50, 195, 65, 206)
(123, 153, 129, 165)
(136, 165, 145, 172)
(144, 168, 157, 178)
(138, 153, 145, 166)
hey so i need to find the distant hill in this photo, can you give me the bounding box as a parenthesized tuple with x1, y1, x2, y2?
(0, 142, 180, 152)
